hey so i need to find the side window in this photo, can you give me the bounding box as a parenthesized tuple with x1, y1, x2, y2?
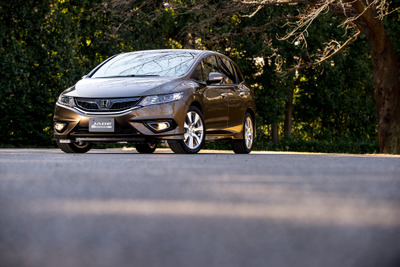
(217, 56, 236, 85)
(230, 62, 238, 83)
(202, 55, 219, 82)
(234, 64, 244, 83)
(192, 62, 204, 81)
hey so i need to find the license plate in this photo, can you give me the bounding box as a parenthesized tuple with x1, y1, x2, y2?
(89, 118, 114, 132)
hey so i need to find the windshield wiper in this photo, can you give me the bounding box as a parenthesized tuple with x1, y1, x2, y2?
(131, 74, 160, 77)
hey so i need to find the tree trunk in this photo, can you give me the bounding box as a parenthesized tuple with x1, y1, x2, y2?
(284, 86, 294, 138)
(370, 37, 400, 154)
(271, 123, 279, 144)
(351, 1, 400, 154)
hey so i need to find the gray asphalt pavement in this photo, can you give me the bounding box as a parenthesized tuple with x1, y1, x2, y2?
(0, 148, 400, 267)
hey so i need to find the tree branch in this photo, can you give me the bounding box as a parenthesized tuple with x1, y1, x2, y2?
(206, 16, 299, 45)
(283, 29, 361, 75)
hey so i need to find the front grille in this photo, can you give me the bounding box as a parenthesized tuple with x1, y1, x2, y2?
(77, 100, 98, 110)
(75, 97, 141, 112)
(111, 100, 139, 110)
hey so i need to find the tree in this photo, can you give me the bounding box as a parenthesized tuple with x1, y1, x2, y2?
(0, 0, 175, 147)
(0, 0, 115, 146)
(294, 0, 399, 154)
(150, 0, 399, 153)
(207, 5, 377, 145)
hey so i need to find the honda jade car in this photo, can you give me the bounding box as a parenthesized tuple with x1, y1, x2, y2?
(53, 49, 256, 154)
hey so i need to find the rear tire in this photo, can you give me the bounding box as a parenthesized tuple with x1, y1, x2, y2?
(135, 143, 157, 153)
(232, 112, 254, 154)
(168, 106, 205, 154)
(56, 140, 93, 153)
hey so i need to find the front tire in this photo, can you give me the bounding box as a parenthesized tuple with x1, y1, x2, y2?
(168, 106, 205, 154)
(56, 140, 93, 153)
(232, 112, 254, 154)
(135, 143, 157, 153)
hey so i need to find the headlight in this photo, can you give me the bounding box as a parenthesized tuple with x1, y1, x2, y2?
(58, 95, 75, 107)
(139, 92, 184, 107)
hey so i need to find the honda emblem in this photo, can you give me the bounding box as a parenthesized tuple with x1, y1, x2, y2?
(100, 100, 111, 108)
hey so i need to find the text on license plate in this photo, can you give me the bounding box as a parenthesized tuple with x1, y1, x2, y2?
(89, 118, 115, 132)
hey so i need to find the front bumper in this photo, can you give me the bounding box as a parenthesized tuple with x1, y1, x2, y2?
(53, 100, 188, 143)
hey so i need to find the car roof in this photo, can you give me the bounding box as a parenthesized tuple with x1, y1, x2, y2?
(122, 49, 221, 57)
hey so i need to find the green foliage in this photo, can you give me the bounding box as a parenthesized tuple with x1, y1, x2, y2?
(0, 0, 393, 153)
(0, 0, 174, 147)
(293, 40, 377, 142)
(182, 2, 380, 153)
(2, 1, 95, 146)
(199, 7, 376, 144)
(205, 139, 378, 154)
(253, 139, 379, 154)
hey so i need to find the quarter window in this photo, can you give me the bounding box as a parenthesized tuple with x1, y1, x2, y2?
(217, 56, 236, 84)
(234, 64, 244, 83)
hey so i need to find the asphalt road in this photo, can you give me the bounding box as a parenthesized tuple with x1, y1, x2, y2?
(0, 148, 400, 267)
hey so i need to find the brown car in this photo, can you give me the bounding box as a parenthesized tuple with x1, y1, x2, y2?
(53, 49, 256, 154)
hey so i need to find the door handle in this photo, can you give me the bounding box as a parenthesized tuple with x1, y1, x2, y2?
(239, 92, 246, 97)
(221, 93, 228, 98)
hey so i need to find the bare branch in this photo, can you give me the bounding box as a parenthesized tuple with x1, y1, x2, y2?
(278, 2, 329, 45)
(374, 0, 400, 19)
(102, 0, 396, 76)
(235, 0, 311, 6)
(343, 0, 379, 23)
(206, 16, 299, 45)
(283, 29, 361, 75)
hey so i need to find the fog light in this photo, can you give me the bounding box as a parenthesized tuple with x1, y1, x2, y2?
(156, 122, 170, 131)
(144, 120, 175, 133)
(54, 122, 67, 132)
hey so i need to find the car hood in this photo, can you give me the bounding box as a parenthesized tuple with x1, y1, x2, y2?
(64, 77, 182, 98)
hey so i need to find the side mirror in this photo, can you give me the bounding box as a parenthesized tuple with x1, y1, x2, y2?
(81, 75, 88, 79)
(207, 72, 223, 85)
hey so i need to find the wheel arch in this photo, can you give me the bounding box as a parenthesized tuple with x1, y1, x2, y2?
(189, 101, 203, 114)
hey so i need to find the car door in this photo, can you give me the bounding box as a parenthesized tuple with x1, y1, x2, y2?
(217, 56, 245, 133)
(200, 55, 229, 133)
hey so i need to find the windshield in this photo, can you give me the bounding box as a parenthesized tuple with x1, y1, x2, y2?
(91, 51, 198, 78)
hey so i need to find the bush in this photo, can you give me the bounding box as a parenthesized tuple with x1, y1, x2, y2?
(253, 138, 379, 154)
(204, 138, 379, 154)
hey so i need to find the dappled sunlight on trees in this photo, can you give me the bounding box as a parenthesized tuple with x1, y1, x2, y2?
(1, 0, 399, 153)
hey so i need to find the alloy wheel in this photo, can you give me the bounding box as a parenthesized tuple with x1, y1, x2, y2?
(184, 111, 204, 150)
(244, 116, 254, 150)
